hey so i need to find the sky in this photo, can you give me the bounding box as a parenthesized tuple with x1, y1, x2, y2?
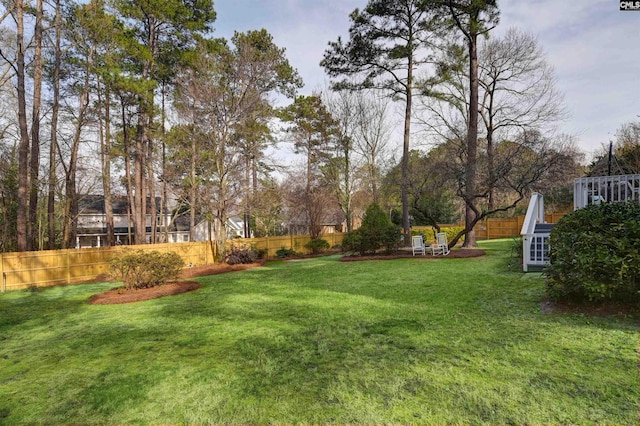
(213, 0, 639, 160)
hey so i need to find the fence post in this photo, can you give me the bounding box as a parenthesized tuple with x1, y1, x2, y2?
(1, 252, 5, 293)
(66, 250, 71, 285)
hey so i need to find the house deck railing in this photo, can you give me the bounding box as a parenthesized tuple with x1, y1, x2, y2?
(574, 174, 640, 210)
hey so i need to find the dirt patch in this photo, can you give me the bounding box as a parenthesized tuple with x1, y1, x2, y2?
(88, 261, 265, 305)
(541, 298, 639, 318)
(339, 248, 485, 262)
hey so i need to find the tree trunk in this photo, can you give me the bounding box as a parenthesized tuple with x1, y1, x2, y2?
(132, 16, 158, 245)
(28, 0, 44, 251)
(189, 132, 197, 242)
(401, 52, 414, 244)
(463, 33, 479, 248)
(16, 0, 29, 252)
(243, 154, 251, 238)
(370, 159, 379, 204)
(47, 0, 62, 250)
(486, 80, 496, 211)
(99, 81, 115, 246)
(147, 116, 157, 244)
(134, 106, 147, 244)
(344, 146, 352, 232)
(161, 83, 168, 243)
(121, 97, 135, 245)
(62, 46, 94, 248)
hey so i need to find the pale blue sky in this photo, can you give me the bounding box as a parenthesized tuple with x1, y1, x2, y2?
(214, 0, 639, 159)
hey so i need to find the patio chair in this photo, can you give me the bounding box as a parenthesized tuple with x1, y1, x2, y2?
(412, 235, 426, 256)
(432, 232, 450, 256)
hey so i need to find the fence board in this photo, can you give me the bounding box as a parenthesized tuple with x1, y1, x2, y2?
(228, 233, 346, 258)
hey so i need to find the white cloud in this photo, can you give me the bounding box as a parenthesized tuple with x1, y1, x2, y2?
(498, 0, 640, 156)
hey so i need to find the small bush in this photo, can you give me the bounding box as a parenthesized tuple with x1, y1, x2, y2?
(253, 246, 268, 259)
(110, 250, 184, 290)
(304, 238, 330, 254)
(342, 203, 401, 255)
(225, 247, 258, 265)
(439, 226, 464, 246)
(410, 226, 464, 246)
(340, 231, 361, 253)
(545, 202, 640, 302)
(276, 247, 297, 258)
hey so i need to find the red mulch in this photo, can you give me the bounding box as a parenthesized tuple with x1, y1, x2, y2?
(87, 281, 202, 305)
(177, 260, 266, 279)
(87, 261, 265, 305)
(339, 248, 485, 262)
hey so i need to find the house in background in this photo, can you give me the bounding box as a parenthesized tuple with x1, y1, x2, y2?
(77, 196, 252, 247)
(77, 195, 182, 248)
(189, 216, 251, 242)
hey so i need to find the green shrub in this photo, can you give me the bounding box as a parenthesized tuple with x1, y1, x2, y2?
(253, 246, 268, 259)
(225, 247, 258, 265)
(342, 203, 401, 255)
(439, 226, 464, 246)
(340, 231, 361, 253)
(545, 202, 640, 302)
(411, 226, 463, 246)
(110, 250, 184, 290)
(380, 226, 402, 254)
(304, 238, 330, 254)
(276, 247, 297, 258)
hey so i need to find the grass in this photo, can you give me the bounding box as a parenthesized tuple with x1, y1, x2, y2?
(0, 239, 637, 424)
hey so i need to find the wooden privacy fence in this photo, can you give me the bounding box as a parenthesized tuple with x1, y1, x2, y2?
(0, 242, 215, 292)
(0, 234, 345, 291)
(1, 214, 565, 291)
(230, 233, 346, 258)
(474, 213, 566, 240)
(413, 212, 566, 241)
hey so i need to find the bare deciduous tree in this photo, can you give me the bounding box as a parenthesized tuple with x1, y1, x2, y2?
(479, 28, 568, 209)
(353, 91, 393, 203)
(173, 31, 300, 256)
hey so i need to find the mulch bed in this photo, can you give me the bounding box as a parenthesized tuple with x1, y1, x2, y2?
(87, 261, 265, 305)
(339, 248, 485, 262)
(87, 281, 202, 305)
(541, 298, 639, 318)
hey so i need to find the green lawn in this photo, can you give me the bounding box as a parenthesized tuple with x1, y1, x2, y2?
(0, 239, 637, 424)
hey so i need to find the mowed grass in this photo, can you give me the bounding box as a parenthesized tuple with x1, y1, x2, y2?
(0, 239, 637, 424)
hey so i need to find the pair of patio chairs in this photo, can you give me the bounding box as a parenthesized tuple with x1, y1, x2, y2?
(412, 233, 450, 256)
